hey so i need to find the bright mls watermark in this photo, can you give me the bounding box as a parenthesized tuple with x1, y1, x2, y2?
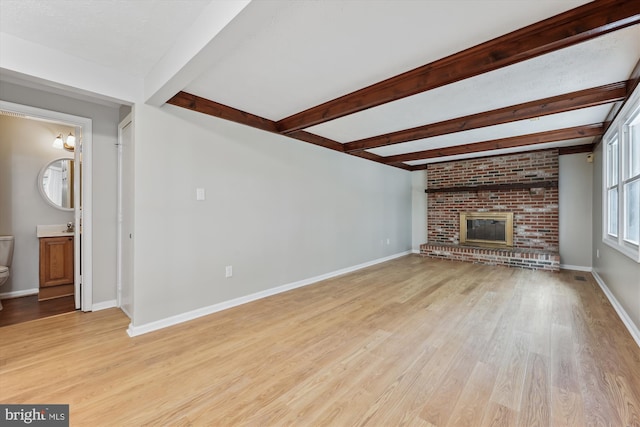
(1, 405, 69, 426)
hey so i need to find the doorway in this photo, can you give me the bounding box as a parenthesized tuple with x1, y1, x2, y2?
(0, 100, 93, 314)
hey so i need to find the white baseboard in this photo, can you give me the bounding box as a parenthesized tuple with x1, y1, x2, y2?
(127, 250, 412, 337)
(92, 299, 117, 311)
(592, 271, 640, 348)
(560, 264, 593, 272)
(411, 249, 421, 254)
(0, 288, 38, 299)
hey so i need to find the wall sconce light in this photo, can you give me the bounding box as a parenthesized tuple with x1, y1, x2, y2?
(63, 132, 76, 151)
(53, 134, 64, 149)
(53, 132, 75, 151)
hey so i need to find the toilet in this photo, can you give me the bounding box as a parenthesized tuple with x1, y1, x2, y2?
(0, 236, 15, 311)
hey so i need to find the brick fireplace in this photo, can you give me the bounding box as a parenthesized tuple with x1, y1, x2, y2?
(420, 149, 560, 271)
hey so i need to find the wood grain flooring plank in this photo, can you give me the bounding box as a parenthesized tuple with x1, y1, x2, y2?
(550, 323, 580, 393)
(350, 346, 438, 426)
(490, 330, 531, 410)
(480, 275, 525, 367)
(572, 304, 625, 427)
(446, 361, 498, 427)
(517, 352, 550, 427)
(603, 371, 640, 427)
(480, 402, 518, 427)
(550, 386, 586, 427)
(419, 348, 478, 426)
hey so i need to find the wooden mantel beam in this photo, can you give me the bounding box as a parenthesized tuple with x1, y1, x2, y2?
(344, 81, 628, 153)
(276, 0, 640, 134)
(383, 123, 604, 164)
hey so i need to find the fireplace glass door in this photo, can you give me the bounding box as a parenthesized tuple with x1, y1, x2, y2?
(460, 212, 513, 247)
(467, 219, 506, 241)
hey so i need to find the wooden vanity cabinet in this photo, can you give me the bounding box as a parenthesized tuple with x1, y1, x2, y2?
(39, 236, 74, 300)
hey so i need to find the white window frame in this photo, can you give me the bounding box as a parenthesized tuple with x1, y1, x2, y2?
(603, 84, 640, 263)
(605, 136, 619, 238)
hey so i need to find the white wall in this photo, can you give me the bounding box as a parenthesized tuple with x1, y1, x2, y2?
(591, 143, 640, 332)
(411, 170, 427, 251)
(559, 153, 593, 269)
(0, 81, 120, 304)
(0, 115, 75, 294)
(130, 103, 413, 326)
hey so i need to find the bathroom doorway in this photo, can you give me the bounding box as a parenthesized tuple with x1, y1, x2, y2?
(0, 100, 93, 316)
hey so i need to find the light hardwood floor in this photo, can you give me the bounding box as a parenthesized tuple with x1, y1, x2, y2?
(1, 255, 639, 426)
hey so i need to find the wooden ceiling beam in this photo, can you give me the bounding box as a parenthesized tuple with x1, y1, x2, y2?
(167, 91, 346, 153)
(286, 130, 345, 152)
(276, 0, 640, 134)
(168, 91, 278, 133)
(383, 123, 604, 164)
(558, 144, 595, 155)
(344, 81, 627, 153)
(348, 151, 413, 170)
(409, 143, 597, 170)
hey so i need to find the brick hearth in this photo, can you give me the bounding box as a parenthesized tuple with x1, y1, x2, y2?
(420, 243, 560, 271)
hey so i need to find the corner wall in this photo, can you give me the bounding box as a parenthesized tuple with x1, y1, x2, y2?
(559, 153, 593, 270)
(130, 103, 413, 327)
(592, 143, 640, 334)
(411, 170, 427, 251)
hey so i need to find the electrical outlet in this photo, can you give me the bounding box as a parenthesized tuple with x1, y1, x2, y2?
(386, 238, 390, 245)
(225, 265, 233, 278)
(196, 188, 205, 201)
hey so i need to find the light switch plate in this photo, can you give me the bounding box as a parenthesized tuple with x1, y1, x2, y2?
(196, 188, 205, 201)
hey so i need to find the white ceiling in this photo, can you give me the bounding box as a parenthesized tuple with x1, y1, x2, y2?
(307, 26, 639, 143)
(185, 0, 592, 120)
(0, 0, 211, 77)
(370, 104, 612, 157)
(1, 0, 638, 168)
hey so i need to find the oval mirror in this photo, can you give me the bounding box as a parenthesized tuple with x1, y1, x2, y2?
(38, 158, 75, 211)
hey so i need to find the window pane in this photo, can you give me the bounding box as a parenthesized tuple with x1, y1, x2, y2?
(631, 124, 640, 178)
(608, 139, 619, 186)
(624, 180, 639, 245)
(608, 187, 618, 236)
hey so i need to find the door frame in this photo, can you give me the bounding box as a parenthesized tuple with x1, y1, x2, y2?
(116, 113, 132, 317)
(0, 100, 93, 311)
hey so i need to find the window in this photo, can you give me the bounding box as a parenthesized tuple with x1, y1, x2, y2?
(624, 111, 640, 246)
(603, 92, 640, 262)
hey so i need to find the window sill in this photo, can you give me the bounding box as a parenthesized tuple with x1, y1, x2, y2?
(603, 237, 640, 263)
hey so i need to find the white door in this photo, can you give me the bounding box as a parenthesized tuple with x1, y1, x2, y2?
(117, 115, 134, 318)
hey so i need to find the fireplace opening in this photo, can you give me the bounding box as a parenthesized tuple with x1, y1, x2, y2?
(460, 212, 513, 247)
(467, 219, 506, 241)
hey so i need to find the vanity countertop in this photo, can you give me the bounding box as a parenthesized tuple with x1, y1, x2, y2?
(36, 224, 75, 238)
